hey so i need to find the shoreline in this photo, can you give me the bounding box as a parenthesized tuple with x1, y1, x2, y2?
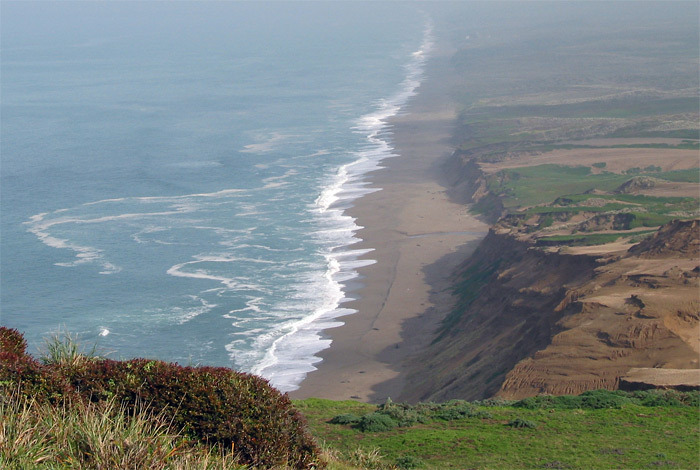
(290, 52, 489, 403)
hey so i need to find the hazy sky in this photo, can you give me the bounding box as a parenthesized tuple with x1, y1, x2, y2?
(4, 1, 698, 50)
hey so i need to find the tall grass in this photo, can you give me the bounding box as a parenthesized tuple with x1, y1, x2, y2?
(0, 391, 244, 470)
(1, 327, 324, 469)
(39, 329, 98, 367)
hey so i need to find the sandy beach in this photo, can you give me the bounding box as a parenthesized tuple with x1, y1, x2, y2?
(290, 54, 489, 403)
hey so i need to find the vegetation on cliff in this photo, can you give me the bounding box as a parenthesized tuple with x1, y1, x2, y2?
(0, 327, 323, 469)
(297, 393, 699, 469)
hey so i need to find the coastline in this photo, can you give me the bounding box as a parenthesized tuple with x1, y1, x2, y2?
(290, 53, 489, 403)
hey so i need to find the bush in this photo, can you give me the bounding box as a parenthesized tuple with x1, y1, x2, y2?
(507, 418, 537, 429)
(432, 401, 476, 421)
(0, 329, 324, 469)
(578, 389, 631, 409)
(471, 409, 494, 419)
(378, 404, 427, 427)
(356, 413, 398, 432)
(632, 390, 684, 407)
(473, 397, 517, 407)
(61, 358, 322, 469)
(396, 454, 424, 469)
(0, 327, 27, 356)
(514, 390, 631, 410)
(330, 413, 360, 425)
(328, 399, 494, 433)
(0, 328, 72, 403)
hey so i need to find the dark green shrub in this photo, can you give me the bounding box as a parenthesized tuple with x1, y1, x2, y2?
(432, 400, 475, 421)
(330, 413, 360, 425)
(578, 389, 631, 409)
(433, 407, 466, 421)
(472, 409, 494, 419)
(396, 455, 424, 469)
(551, 395, 585, 409)
(676, 391, 699, 407)
(507, 418, 537, 429)
(356, 413, 398, 432)
(633, 390, 683, 407)
(328, 400, 494, 432)
(473, 397, 517, 407)
(627, 390, 699, 407)
(514, 390, 631, 410)
(378, 404, 427, 427)
(513, 396, 543, 409)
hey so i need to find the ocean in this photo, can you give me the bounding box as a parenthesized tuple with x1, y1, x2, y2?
(0, 2, 431, 391)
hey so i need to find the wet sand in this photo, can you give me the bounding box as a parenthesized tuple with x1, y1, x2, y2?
(290, 54, 489, 403)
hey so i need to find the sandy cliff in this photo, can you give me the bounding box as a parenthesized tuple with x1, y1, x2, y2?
(400, 149, 699, 402)
(498, 219, 699, 399)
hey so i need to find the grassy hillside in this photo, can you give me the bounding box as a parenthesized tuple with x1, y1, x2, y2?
(298, 394, 699, 470)
(4, 328, 697, 469)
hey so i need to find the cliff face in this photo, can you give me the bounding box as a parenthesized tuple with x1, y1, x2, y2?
(402, 218, 699, 402)
(400, 8, 700, 401)
(442, 150, 504, 223)
(498, 219, 699, 399)
(401, 229, 600, 402)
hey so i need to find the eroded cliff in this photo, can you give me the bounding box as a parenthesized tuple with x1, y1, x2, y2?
(401, 138, 699, 402)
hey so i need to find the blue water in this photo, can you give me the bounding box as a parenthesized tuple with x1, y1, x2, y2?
(1, 2, 431, 391)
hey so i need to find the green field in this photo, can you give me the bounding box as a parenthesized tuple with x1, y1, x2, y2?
(297, 392, 700, 470)
(477, 165, 699, 213)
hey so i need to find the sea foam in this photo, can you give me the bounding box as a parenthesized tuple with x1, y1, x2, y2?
(253, 21, 434, 392)
(13, 12, 433, 389)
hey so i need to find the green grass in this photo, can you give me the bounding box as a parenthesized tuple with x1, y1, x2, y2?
(553, 193, 694, 207)
(0, 391, 245, 470)
(297, 394, 700, 470)
(481, 165, 631, 210)
(627, 213, 679, 229)
(522, 194, 698, 222)
(516, 190, 697, 239)
(477, 165, 699, 217)
(654, 169, 700, 183)
(522, 204, 626, 215)
(534, 230, 657, 247)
